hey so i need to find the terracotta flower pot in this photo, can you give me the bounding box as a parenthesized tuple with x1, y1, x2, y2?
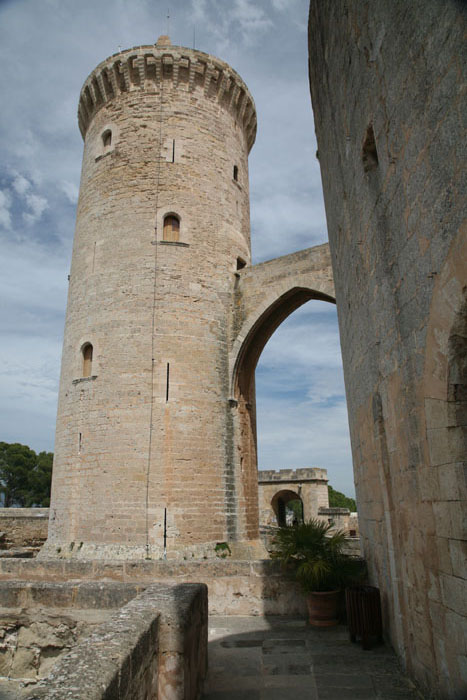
(306, 590, 340, 626)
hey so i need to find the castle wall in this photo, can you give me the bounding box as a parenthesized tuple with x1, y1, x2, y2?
(308, 2, 466, 696)
(0, 509, 48, 552)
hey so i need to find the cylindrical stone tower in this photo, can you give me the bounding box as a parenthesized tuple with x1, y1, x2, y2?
(43, 36, 257, 559)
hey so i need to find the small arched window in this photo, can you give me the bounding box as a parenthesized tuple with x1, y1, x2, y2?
(102, 129, 112, 149)
(163, 215, 180, 242)
(82, 343, 93, 378)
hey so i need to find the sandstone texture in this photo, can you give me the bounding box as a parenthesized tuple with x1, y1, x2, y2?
(0, 558, 308, 617)
(308, 2, 466, 697)
(258, 468, 329, 527)
(46, 37, 335, 560)
(0, 581, 207, 700)
(0, 509, 48, 554)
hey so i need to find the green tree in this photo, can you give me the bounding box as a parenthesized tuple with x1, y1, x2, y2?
(286, 499, 304, 523)
(26, 451, 53, 507)
(328, 485, 356, 511)
(0, 442, 53, 507)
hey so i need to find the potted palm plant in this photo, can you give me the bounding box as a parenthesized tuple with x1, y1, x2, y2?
(271, 518, 364, 626)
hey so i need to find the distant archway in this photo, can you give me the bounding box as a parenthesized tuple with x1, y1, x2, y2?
(271, 489, 304, 527)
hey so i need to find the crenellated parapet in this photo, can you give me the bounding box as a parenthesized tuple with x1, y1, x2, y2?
(258, 468, 328, 483)
(77, 38, 257, 151)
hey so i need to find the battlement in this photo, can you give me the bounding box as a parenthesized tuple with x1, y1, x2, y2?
(78, 40, 257, 151)
(258, 468, 328, 484)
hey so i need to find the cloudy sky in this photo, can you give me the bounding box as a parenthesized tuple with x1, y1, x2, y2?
(0, 0, 355, 497)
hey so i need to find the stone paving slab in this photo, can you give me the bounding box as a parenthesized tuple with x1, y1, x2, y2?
(202, 616, 422, 700)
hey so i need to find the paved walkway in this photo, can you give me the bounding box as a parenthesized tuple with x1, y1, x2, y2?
(202, 616, 422, 700)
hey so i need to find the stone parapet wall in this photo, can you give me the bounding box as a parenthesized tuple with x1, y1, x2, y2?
(0, 581, 143, 688)
(0, 580, 143, 610)
(0, 581, 207, 700)
(0, 509, 49, 551)
(0, 559, 307, 617)
(258, 468, 328, 483)
(318, 507, 360, 536)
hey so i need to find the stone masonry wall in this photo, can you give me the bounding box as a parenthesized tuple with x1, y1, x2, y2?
(308, 2, 466, 697)
(229, 246, 335, 542)
(46, 31, 339, 563)
(258, 468, 329, 527)
(0, 510, 48, 551)
(47, 38, 257, 559)
(19, 582, 207, 700)
(0, 559, 308, 617)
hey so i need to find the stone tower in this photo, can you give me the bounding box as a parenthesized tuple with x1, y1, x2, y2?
(44, 36, 257, 559)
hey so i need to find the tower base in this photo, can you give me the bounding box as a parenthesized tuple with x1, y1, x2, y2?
(38, 538, 268, 562)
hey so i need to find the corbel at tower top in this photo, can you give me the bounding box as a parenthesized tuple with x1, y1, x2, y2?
(77, 38, 257, 152)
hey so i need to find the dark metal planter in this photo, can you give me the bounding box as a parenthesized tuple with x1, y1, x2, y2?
(345, 585, 383, 649)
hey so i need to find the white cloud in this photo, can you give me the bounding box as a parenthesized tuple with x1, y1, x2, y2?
(60, 180, 79, 205)
(189, 0, 273, 53)
(271, 0, 299, 10)
(257, 395, 354, 496)
(0, 190, 12, 229)
(0, 236, 68, 452)
(12, 174, 31, 196)
(23, 193, 48, 225)
(191, 0, 208, 22)
(0, 333, 61, 452)
(231, 0, 272, 34)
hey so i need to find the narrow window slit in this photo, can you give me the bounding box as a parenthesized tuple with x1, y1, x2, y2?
(233, 165, 238, 181)
(166, 363, 170, 402)
(78, 432, 82, 454)
(362, 124, 378, 172)
(172, 140, 175, 163)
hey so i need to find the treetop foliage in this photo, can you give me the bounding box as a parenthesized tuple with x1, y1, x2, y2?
(328, 484, 357, 512)
(0, 442, 53, 507)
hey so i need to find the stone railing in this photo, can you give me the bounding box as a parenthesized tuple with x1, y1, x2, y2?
(22, 582, 207, 700)
(0, 508, 48, 554)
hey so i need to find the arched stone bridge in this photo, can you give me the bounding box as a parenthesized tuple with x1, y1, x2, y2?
(230, 242, 335, 395)
(226, 242, 336, 540)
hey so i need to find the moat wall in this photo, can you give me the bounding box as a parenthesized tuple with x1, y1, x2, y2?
(308, 1, 466, 697)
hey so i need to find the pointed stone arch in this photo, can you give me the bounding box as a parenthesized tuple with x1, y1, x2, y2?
(228, 243, 336, 541)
